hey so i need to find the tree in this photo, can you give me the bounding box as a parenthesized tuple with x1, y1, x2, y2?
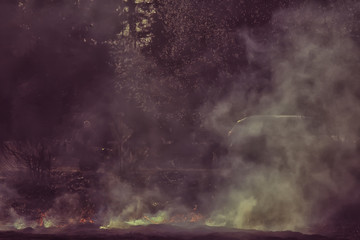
(2, 140, 53, 184)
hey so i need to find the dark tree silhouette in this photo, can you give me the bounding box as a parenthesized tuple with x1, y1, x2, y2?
(2, 141, 52, 183)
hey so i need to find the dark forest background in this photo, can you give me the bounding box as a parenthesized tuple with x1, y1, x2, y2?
(0, 0, 326, 170)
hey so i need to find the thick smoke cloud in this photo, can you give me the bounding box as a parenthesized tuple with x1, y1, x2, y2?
(205, 1, 360, 232)
(1, 0, 360, 236)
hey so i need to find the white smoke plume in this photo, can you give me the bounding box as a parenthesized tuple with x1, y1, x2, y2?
(205, 1, 360, 232)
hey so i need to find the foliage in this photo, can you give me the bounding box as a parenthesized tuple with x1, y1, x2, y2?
(2, 141, 53, 183)
(0, 0, 304, 171)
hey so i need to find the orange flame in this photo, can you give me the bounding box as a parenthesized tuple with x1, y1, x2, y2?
(38, 212, 45, 227)
(79, 217, 94, 224)
(190, 212, 203, 223)
(79, 208, 95, 224)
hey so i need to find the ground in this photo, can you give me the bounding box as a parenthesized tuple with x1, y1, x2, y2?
(0, 224, 349, 240)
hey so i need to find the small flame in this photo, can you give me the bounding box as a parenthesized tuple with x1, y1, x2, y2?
(38, 212, 46, 227)
(80, 217, 94, 224)
(79, 208, 95, 224)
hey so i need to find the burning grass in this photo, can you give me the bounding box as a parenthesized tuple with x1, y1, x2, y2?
(0, 224, 344, 240)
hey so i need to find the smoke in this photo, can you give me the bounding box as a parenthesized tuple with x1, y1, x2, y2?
(2, 0, 360, 235)
(205, 1, 360, 232)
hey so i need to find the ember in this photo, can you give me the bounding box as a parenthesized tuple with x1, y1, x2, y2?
(38, 212, 46, 227)
(80, 217, 94, 224)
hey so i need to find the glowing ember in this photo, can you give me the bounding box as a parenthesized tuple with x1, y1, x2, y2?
(80, 217, 95, 224)
(38, 212, 46, 227)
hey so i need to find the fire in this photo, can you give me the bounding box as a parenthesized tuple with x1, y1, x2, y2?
(37, 211, 56, 228)
(79, 217, 94, 224)
(38, 212, 46, 227)
(31, 208, 95, 229)
(190, 212, 203, 223)
(35, 211, 59, 228)
(12, 206, 204, 230)
(101, 207, 205, 229)
(79, 208, 95, 224)
(167, 212, 204, 223)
